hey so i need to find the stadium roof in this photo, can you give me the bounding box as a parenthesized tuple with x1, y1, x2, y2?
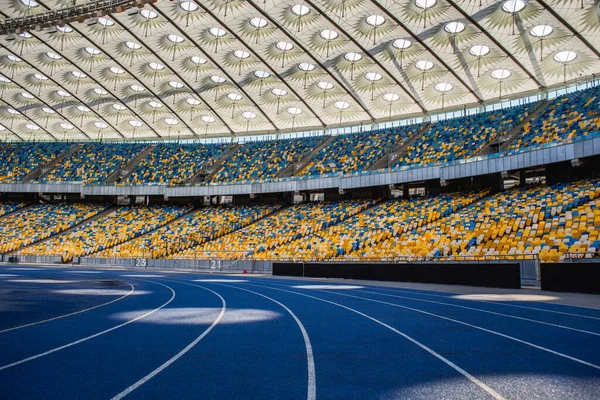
(0, 0, 599, 141)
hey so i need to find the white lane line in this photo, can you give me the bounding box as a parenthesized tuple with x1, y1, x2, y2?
(369, 286, 600, 321)
(242, 282, 502, 400)
(0, 282, 135, 334)
(357, 290, 600, 337)
(209, 282, 316, 400)
(0, 281, 175, 372)
(121, 275, 166, 278)
(316, 289, 600, 372)
(7, 268, 41, 271)
(111, 282, 225, 400)
(6, 279, 76, 284)
(0, 274, 19, 277)
(65, 271, 103, 274)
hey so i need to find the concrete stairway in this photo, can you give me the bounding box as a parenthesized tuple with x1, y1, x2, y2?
(22, 144, 83, 183)
(277, 135, 335, 178)
(185, 144, 242, 185)
(369, 123, 432, 171)
(104, 144, 156, 184)
(476, 100, 551, 156)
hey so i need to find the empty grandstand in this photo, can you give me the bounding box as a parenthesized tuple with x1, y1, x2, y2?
(0, 1, 599, 398)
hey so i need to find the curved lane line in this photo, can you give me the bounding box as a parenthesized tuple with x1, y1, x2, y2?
(206, 281, 316, 400)
(111, 281, 226, 400)
(316, 289, 600, 371)
(241, 282, 502, 400)
(0, 281, 135, 334)
(0, 280, 176, 372)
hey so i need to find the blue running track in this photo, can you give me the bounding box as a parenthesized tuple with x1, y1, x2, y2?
(0, 265, 599, 399)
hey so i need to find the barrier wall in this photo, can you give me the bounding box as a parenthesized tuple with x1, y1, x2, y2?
(540, 262, 600, 294)
(273, 262, 522, 289)
(0, 137, 597, 197)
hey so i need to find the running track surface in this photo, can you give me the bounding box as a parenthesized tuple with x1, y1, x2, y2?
(1, 266, 599, 399)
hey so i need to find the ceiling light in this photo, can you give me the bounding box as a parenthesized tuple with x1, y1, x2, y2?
(209, 27, 227, 37)
(20, 0, 39, 7)
(345, 52, 362, 62)
(164, 118, 179, 125)
(298, 62, 315, 71)
(366, 15, 385, 26)
(168, 34, 185, 43)
(93, 88, 108, 95)
(129, 120, 143, 127)
(365, 72, 383, 81)
(125, 41, 142, 50)
(241, 111, 257, 119)
(415, 60, 434, 71)
(77, 105, 90, 112)
(276, 41, 294, 51)
(8, 55, 23, 62)
(469, 45, 490, 57)
(0, 76, 12, 83)
(186, 98, 201, 105)
(291, 4, 310, 16)
(554, 50, 577, 63)
(190, 56, 207, 64)
(21, 92, 34, 99)
(392, 39, 412, 49)
(18, 32, 32, 39)
(60, 123, 74, 130)
(502, 0, 526, 13)
(26, 123, 40, 130)
(227, 93, 243, 101)
(201, 115, 216, 123)
(71, 71, 87, 79)
(415, 0, 436, 10)
(112, 103, 126, 111)
(140, 9, 158, 20)
(56, 90, 71, 97)
(234, 50, 251, 59)
(148, 62, 165, 71)
(97, 17, 114, 27)
(530, 24, 554, 37)
(211, 75, 225, 84)
(94, 121, 108, 129)
(320, 30, 339, 41)
(7, 108, 19, 115)
(444, 21, 465, 34)
(287, 107, 302, 115)
(43, 108, 57, 115)
(250, 17, 268, 28)
(254, 70, 271, 79)
(317, 81, 334, 90)
(435, 82, 453, 92)
(33, 73, 47, 81)
(110, 66, 125, 74)
(272, 88, 287, 96)
(85, 47, 101, 55)
(56, 25, 73, 33)
(169, 81, 184, 89)
(46, 52, 61, 60)
(179, 1, 198, 12)
(130, 84, 145, 92)
(148, 101, 163, 108)
(491, 68, 511, 80)
(382, 93, 400, 102)
(334, 101, 350, 110)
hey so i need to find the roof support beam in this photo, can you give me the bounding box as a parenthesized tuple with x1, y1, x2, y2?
(444, 0, 545, 89)
(244, 0, 376, 122)
(367, 0, 484, 103)
(302, 0, 427, 113)
(534, 0, 600, 60)
(149, 4, 280, 133)
(193, 0, 326, 128)
(0, 47, 91, 140)
(108, 12, 234, 136)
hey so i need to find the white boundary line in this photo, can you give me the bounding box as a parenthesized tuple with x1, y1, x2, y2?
(242, 282, 503, 400)
(314, 289, 600, 371)
(0, 280, 176, 372)
(0, 281, 136, 334)
(111, 282, 226, 400)
(358, 289, 600, 337)
(208, 282, 317, 400)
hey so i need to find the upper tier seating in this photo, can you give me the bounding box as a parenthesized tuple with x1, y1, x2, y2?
(507, 85, 600, 153)
(300, 126, 415, 177)
(21, 205, 191, 261)
(395, 103, 538, 167)
(209, 136, 323, 183)
(0, 203, 108, 253)
(0, 202, 26, 217)
(99, 204, 281, 259)
(260, 191, 488, 261)
(174, 200, 375, 260)
(0, 143, 71, 183)
(124, 143, 231, 186)
(41, 143, 147, 184)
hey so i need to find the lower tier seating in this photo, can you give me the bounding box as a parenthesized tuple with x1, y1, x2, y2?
(94, 204, 280, 259)
(173, 200, 375, 260)
(20, 205, 191, 261)
(0, 201, 26, 217)
(0, 203, 109, 253)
